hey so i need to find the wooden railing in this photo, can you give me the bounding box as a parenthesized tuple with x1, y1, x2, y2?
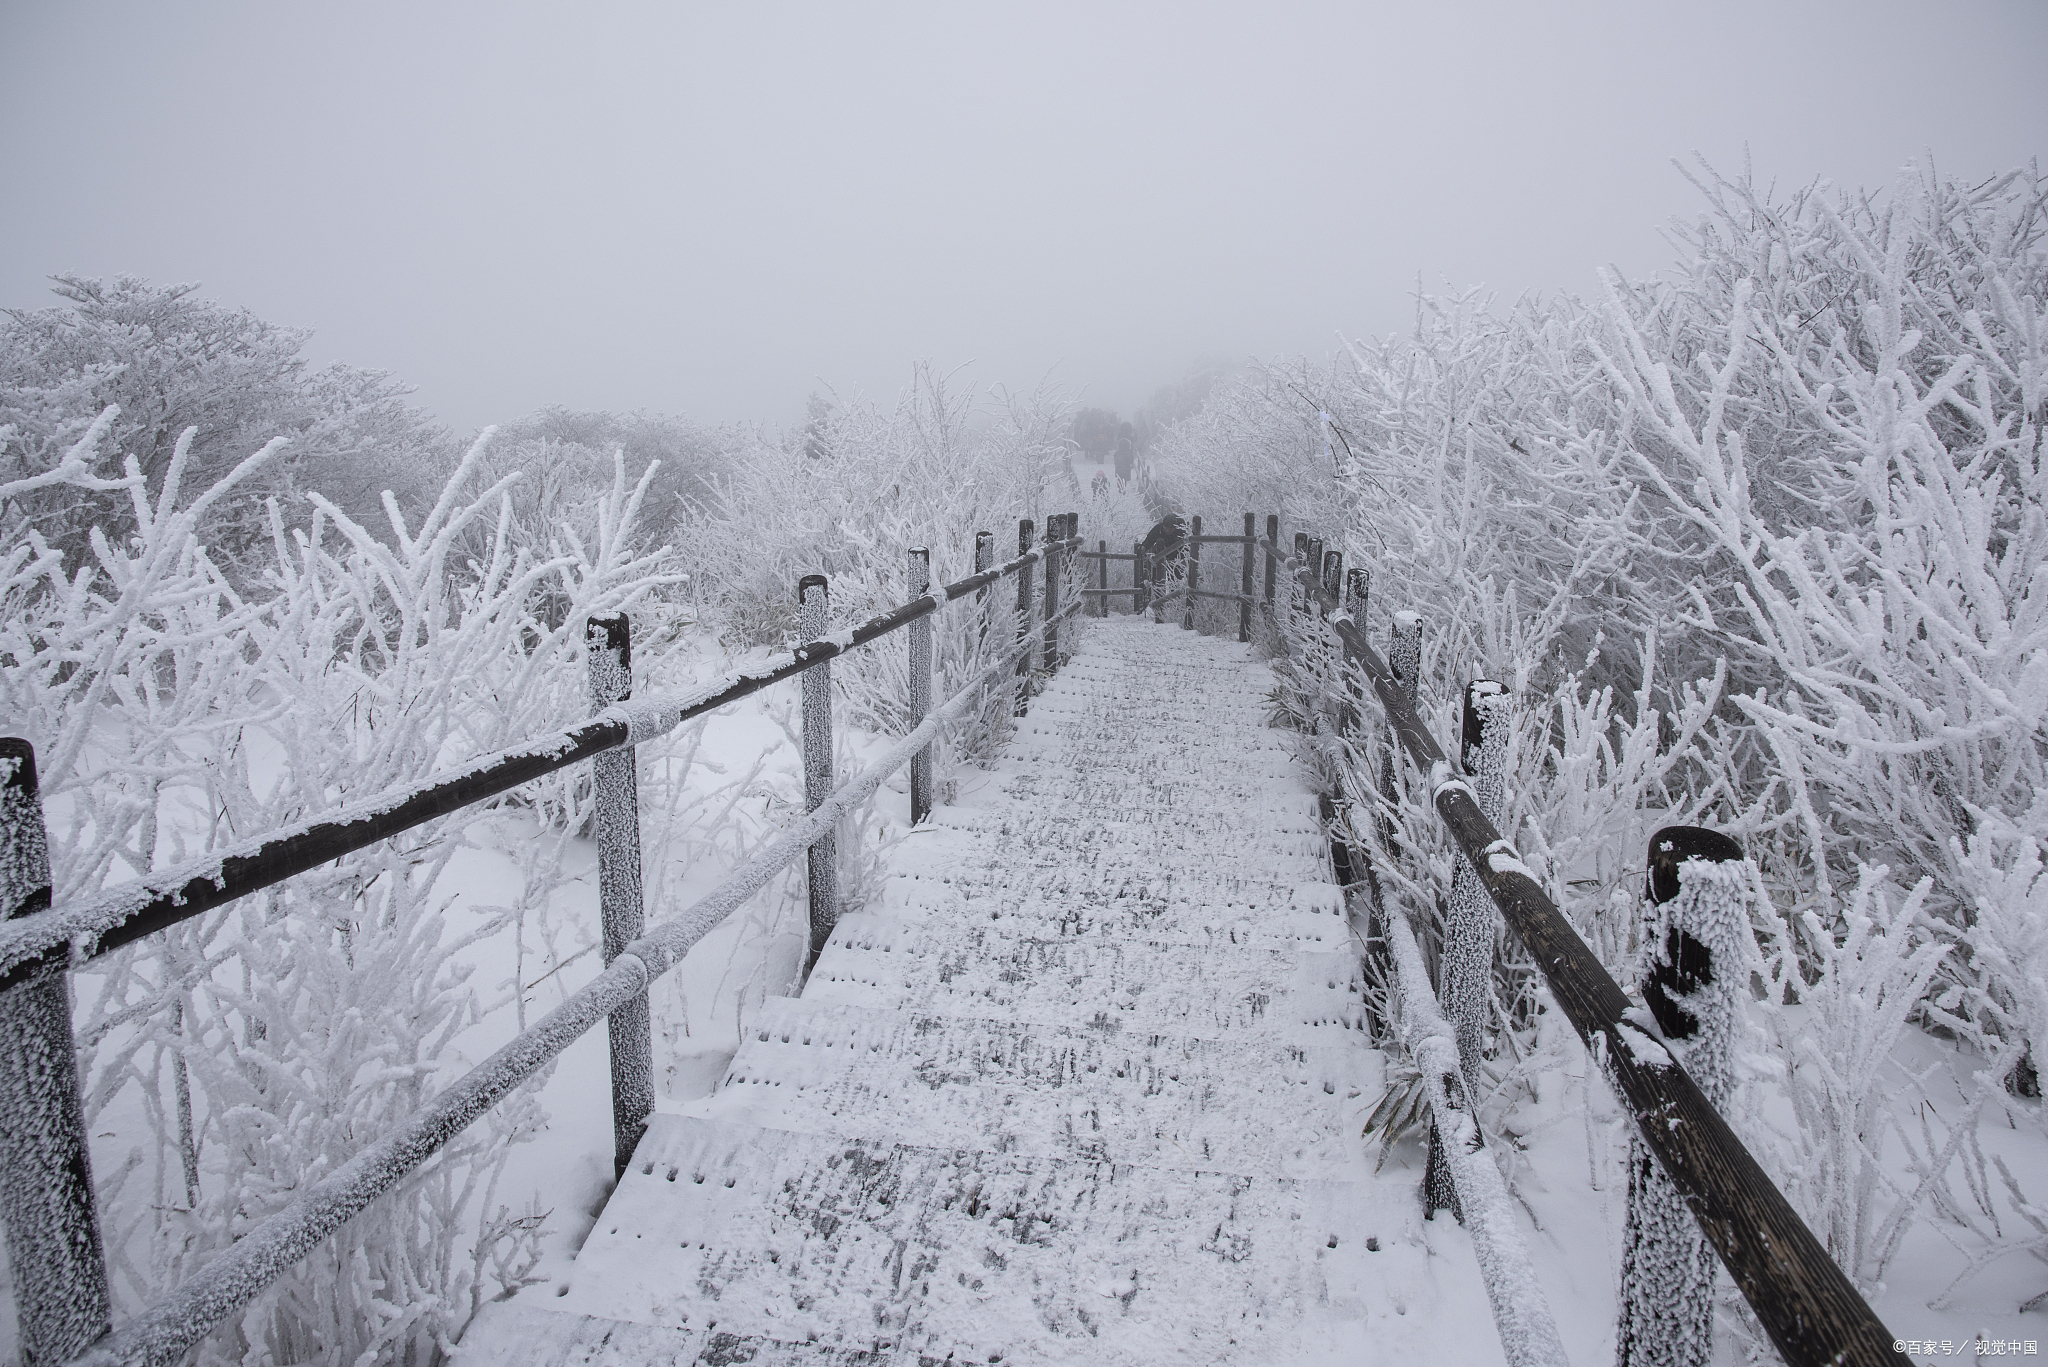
(1093, 512, 1906, 1366)
(1245, 522, 1908, 1367)
(1077, 512, 1277, 642)
(0, 514, 1082, 1367)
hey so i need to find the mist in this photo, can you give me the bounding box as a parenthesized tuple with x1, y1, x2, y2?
(3, 1, 2043, 431)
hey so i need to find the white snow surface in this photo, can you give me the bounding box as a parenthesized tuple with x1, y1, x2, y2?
(457, 619, 1521, 1365)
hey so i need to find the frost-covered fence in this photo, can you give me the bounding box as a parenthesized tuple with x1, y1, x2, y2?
(1073, 525, 1147, 617)
(799, 573, 838, 977)
(587, 613, 653, 1179)
(1079, 511, 1263, 641)
(1381, 878, 1570, 1367)
(1264, 531, 1907, 1367)
(0, 739, 111, 1366)
(1426, 680, 1509, 1221)
(0, 516, 1079, 1367)
(1617, 827, 1750, 1367)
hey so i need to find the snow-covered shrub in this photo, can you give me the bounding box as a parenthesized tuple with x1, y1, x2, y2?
(1742, 867, 1951, 1290)
(682, 366, 1083, 780)
(1170, 159, 2047, 1303)
(1, 275, 454, 577)
(1159, 288, 1644, 702)
(3, 423, 679, 1361)
(453, 407, 734, 585)
(1596, 164, 2046, 1088)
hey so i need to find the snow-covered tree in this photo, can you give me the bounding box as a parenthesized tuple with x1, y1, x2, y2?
(1, 275, 452, 574)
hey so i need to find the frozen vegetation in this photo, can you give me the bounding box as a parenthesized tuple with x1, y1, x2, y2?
(1164, 160, 2048, 1355)
(0, 158, 2043, 1361)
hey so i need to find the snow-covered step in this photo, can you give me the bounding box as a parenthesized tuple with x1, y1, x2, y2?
(1011, 709, 1284, 739)
(806, 914, 1370, 1042)
(1002, 741, 1299, 781)
(880, 871, 1352, 951)
(923, 802, 1323, 852)
(931, 780, 1320, 824)
(452, 1300, 903, 1365)
(695, 997, 1382, 1177)
(549, 1115, 1417, 1367)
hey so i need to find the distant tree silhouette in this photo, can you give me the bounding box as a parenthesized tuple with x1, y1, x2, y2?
(1070, 406, 1119, 462)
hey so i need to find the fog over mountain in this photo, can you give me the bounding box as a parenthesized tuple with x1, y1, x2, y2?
(2, 1, 2041, 434)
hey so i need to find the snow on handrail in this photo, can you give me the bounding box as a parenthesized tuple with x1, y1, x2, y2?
(69, 599, 1083, 1367)
(1268, 538, 1905, 1367)
(1378, 904, 1569, 1367)
(0, 537, 1081, 989)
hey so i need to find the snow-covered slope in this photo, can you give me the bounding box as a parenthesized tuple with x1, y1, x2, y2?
(458, 618, 1486, 1365)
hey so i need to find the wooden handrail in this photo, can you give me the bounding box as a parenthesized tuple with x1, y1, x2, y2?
(66, 597, 1086, 1367)
(0, 536, 1080, 989)
(1268, 539, 1905, 1367)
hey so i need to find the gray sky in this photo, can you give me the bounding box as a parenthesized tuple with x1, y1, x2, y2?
(3, 1, 2042, 435)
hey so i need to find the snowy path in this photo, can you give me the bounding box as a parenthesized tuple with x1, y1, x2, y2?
(458, 618, 1476, 1365)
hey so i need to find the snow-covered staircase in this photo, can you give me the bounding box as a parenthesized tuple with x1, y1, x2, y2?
(458, 618, 1457, 1365)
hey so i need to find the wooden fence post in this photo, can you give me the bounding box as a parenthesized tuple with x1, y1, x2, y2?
(1443, 681, 1509, 1078)
(1341, 567, 1370, 733)
(1264, 515, 1279, 622)
(1184, 515, 1201, 630)
(588, 615, 653, 1177)
(798, 575, 838, 979)
(1151, 531, 1168, 624)
(1617, 826, 1748, 1367)
(908, 547, 933, 826)
(974, 530, 994, 647)
(1291, 533, 1309, 618)
(0, 738, 113, 1362)
(1338, 566, 1391, 1039)
(1043, 513, 1066, 672)
(1239, 513, 1255, 642)
(1133, 540, 1148, 616)
(1015, 519, 1036, 714)
(1384, 610, 1467, 1220)
(1345, 566, 1371, 624)
(1389, 611, 1423, 707)
(1097, 539, 1109, 617)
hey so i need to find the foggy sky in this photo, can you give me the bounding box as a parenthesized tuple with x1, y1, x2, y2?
(3, 1, 2042, 436)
